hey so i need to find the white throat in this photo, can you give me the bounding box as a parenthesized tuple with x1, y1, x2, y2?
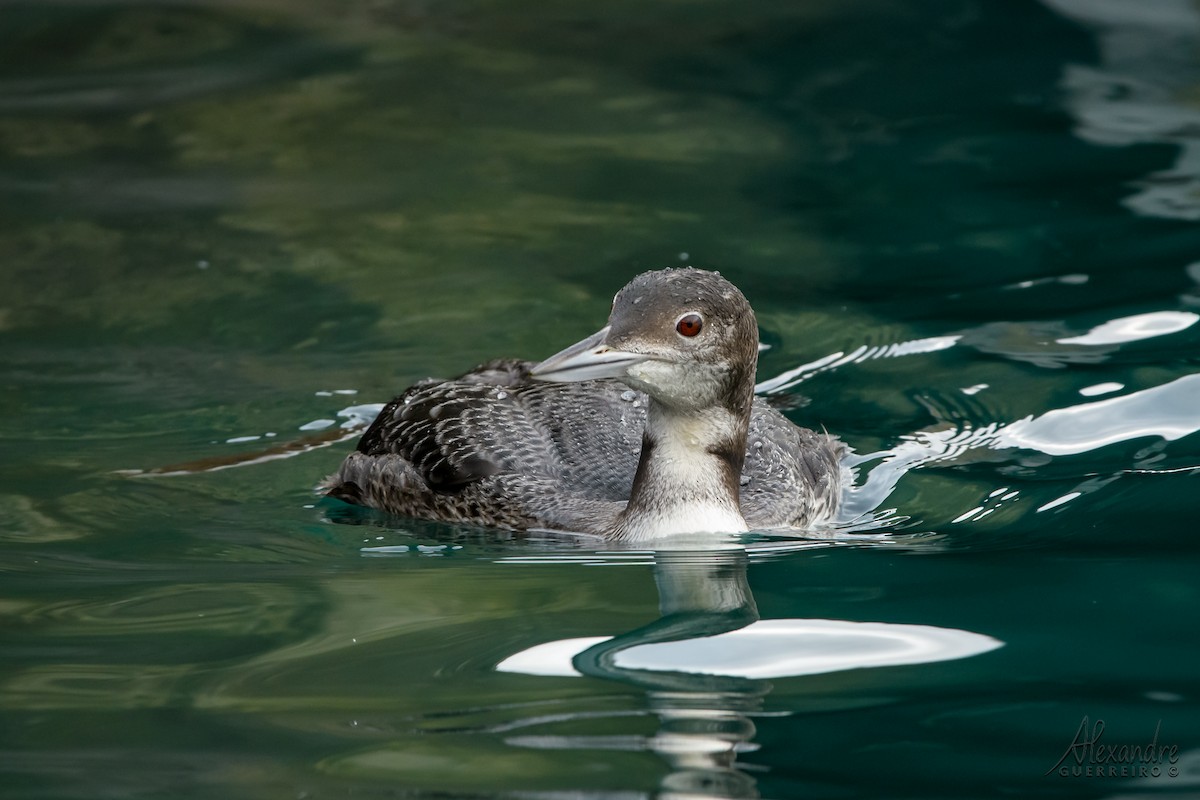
(615, 404, 749, 541)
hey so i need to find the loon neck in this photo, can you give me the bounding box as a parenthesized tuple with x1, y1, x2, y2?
(613, 400, 751, 540)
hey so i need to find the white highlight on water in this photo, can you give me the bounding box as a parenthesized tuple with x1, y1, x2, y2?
(1079, 381, 1124, 396)
(1057, 311, 1198, 345)
(756, 335, 961, 394)
(1038, 492, 1082, 512)
(497, 618, 1003, 679)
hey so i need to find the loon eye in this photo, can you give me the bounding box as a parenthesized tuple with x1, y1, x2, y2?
(675, 313, 704, 337)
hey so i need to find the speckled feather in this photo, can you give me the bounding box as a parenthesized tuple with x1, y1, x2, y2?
(327, 358, 844, 533)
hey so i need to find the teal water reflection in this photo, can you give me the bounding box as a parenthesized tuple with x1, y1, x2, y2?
(3, 0, 1200, 797)
(492, 549, 1002, 797)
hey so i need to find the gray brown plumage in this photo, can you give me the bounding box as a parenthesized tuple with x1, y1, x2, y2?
(326, 269, 844, 539)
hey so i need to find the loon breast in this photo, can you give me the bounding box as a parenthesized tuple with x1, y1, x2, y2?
(326, 268, 845, 539)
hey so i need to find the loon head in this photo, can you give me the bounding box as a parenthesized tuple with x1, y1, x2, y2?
(531, 268, 759, 415)
(532, 268, 760, 538)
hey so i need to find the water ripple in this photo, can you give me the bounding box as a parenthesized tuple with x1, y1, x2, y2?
(998, 373, 1200, 456)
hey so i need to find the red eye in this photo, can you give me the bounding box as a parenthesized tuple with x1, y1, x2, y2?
(676, 313, 703, 337)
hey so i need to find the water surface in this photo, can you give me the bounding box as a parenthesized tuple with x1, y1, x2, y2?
(2, 1, 1199, 797)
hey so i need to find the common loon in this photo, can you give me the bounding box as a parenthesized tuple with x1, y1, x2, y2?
(326, 268, 844, 540)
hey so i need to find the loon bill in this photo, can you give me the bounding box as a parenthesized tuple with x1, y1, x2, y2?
(325, 267, 844, 540)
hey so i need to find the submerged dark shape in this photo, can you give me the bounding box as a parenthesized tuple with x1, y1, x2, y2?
(326, 268, 844, 540)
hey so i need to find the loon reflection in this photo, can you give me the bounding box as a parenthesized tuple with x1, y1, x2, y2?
(498, 548, 1003, 798)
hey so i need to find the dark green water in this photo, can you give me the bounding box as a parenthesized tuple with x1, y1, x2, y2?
(3, 1, 1199, 797)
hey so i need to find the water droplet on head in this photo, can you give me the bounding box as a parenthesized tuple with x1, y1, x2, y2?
(753, 440, 763, 449)
(620, 390, 637, 402)
(496, 390, 508, 400)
